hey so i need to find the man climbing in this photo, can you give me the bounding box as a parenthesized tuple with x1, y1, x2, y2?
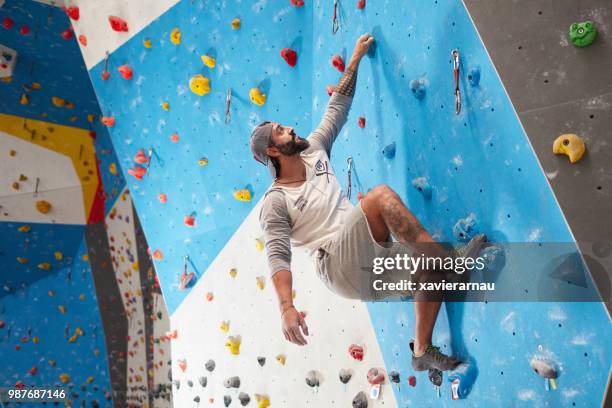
(250, 33, 484, 372)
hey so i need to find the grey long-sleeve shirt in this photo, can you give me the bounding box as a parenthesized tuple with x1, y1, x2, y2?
(259, 91, 354, 276)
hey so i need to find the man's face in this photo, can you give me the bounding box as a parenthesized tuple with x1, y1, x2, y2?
(268, 123, 310, 157)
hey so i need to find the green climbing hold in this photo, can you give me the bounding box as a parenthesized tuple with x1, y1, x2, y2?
(569, 21, 597, 47)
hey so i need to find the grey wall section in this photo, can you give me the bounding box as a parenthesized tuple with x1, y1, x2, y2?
(462, 0, 612, 302)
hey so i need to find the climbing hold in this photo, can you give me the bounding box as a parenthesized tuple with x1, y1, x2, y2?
(408, 375, 416, 387)
(143, 38, 152, 48)
(36, 200, 52, 214)
(128, 167, 147, 180)
(3, 17, 14, 29)
(389, 370, 400, 385)
(183, 213, 196, 227)
(101, 116, 115, 127)
(280, 48, 297, 67)
(339, 369, 352, 384)
(152, 250, 163, 261)
(20, 93, 29, 105)
(108, 16, 129, 32)
(59, 374, 70, 384)
(367, 368, 385, 385)
(118, 65, 133, 80)
(170, 133, 180, 143)
(206, 292, 214, 301)
(357, 0, 366, 10)
(229, 267, 238, 278)
(238, 392, 251, 406)
(448, 362, 476, 400)
(257, 356, 266, 367)
(101, 69, 110, 81)
(225, 336, 241, 355)
(19, 25, 29, 35)
(305, 370, 320, 388)
(352, 391, 368, 408)
(249, 88, 267, 106)
(60, 28, 74, 40)
(29, 366, 37, 376)
(276, 354, 286, 365)
(223, 376, 241, 388)
(412, 177, 432, 199)
(134, 149, 149, 164)
(553, 133, 585, 163)
(52, 96, 66, 107)
(358, 117, 366, 128)
(348, 344, 364, 361)
(170, 28, 181, 45)
(16, 257, 28, 264)
(256, 276, 265, 290)
(530, 357, 558, 379)
(158, 193, 167, 203)
(224, 396, 232, 407)
(220, 321, 230, 333)
(199, 376, 207, 387)
(205, 359, 216, 372)
(201, 55, 216, 68)
(78, 35, 87, 46)
(234, 187, 253, 202)
(198, 157, 209, 166)
(331, 54, 345, 72)
(467, 67, 480, 87)
(410, 78, 427, 100)
(18, 225, 31, 232)
(569, 21, 597, 47)
(193, 396, 200, 403)
(63, 6, 80, 21)
(178, 359, 187, 372)
(37, 263, 51, 270)
(290, 0, 305, 6)
(255, 394, 270, 408)
(428, 368, 443, 387)
(382, 142, 396, 159)
(327, 85, 335, 96)
(231, 18, 241, 30)
(11, 181, 19, 190)
(453, 213, 477, 242)
(54, 251, 63, 260)
(189, 74, 211, 96)
(255, 237, 265, 251)
(48, 360, 56, 367)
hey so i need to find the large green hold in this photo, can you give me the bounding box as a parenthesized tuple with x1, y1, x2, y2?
(569, 21, 597, 47)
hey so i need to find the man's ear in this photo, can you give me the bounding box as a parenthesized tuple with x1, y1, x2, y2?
(266, 146, 280, 157)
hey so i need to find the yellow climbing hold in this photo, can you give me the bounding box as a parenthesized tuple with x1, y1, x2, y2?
(220, 321, 230, 333)
(48, 360, 56, 367)
(170, 28, 181, 45)
(162, 101, 170, 111)
(36, 200, 52, 214)
(201, 55, 216, 68)
(276, 354, 286, 365)
(189, 74, 211, 96)
(249, 88, 267, 106)
(87, 114, 95, 123)
(229, 268, 238, 278)
(32, 336, 39, 344)
(553, 133, 586, 163)
(19, 174, 27, 181)
(18, 225, 31, 232)
(75, 327, 84, 336)
(198, 157, 209, 166)
(86, 376, 94, 384)
(256, 276, 265, 290)
(255, 394, 270, 408)
(79, 293, 85, 301)
(58, 304, 66, 314)
(233, 188, 252, 202)
(12, 182, 19, 190)
(82, 254, 89, 262)
(143, 38, 152, 48)
(255, 237, 264, 252)
(54, 251, 63, 260)
(16, 257, 28, 264)
(51, 96, 66, 107)
(225, 336, 241, 355)
(20, 94, 29, 105)
(59, 373, 70, 384)
(31, 82, 41, 90)
(232, 18, 241, 30)
(38, 262, 51, 270)
(109, 163, 118, 175)
(68, 334, 78, 343)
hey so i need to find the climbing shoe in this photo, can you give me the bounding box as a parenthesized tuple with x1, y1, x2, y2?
(410, 341, 460, 372)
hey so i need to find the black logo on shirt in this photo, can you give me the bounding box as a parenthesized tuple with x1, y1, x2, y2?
(314, 160, 332, 183)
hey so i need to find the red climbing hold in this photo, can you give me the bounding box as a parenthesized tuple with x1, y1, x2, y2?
(280, 48, 297, 67)
(109, 16, 129, 32)
(29, 366, 37, 376)
(290, 0, 305, 7)
(101, 116, 115, 127)
(134, 149, 149, 164)
(367, 368, 385, 385)
(128, 167, 147, 180)
(15, 381, 25, 389)
(118, 65, 133, 80)
(348, 344, 364, 361)
(326, 85, 334, 96)
(60, 28, 74, 40)
(331, 55, 345, 72)
(357, 0, 366, 10)
(0, 320, 4, 329)
(2, 18, 14, 30)
(408, 375, 416, 387)
(358, 117, 365, 128)
(63, 6, 80, 21)
(20, 25, 30, 35)
(101, 70, 110, 81)
(184, 214, 196, 227)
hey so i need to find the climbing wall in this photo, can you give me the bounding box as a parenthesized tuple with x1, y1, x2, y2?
(69, 0, 611, 407)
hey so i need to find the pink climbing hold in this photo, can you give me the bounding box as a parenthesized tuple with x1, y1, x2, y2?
(290, 0, 305, 7)
(60, 28, 74, 40)
(118, 65, 133, 80)
(20, 25, 30, 35)
(358, 117, 365, 128)
(326, 85, 334, 96)
(63, 6, 80, 21)
(367, 368, 385, 385)
(331, 54, 345, 72)
(128, 167, 147, 180)
(2, 18, 14, 30)
(348, 344, 364, 361)
(357, 0, 366, 9)
(101, 116, 115, 127)
(134, 149, 149, 164)
(108, 16, 129, 32)
(280, 48, 297, 67)
(408, 375, 416, 387)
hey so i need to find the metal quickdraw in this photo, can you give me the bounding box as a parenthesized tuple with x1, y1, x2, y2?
(332, 0, 339, 34)
(225, 88, 232, 124)
(346, 156, 353, 199)
(452, 49, 461, 115)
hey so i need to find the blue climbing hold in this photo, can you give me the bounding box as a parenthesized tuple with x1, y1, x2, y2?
(480, 244, 505, 274)
(411, 177, 432, 199)
(453, 213, 477, 242)
(382, 142, 396, 159)
(409, 78, 426, 100)
(467, 67, 480, 87)
(448, 362, 477, 399)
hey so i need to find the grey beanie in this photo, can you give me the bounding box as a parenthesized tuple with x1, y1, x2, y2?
(250, 122, 276, 178)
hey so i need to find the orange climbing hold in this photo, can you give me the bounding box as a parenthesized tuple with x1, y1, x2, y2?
(101, 116, 115, 127)
(152, 250, 163, 261)
(78, 35, 87, 46)
(18, 225, 31, 232)
(170, 28, 181, 45)
(37, 263, 51, 270)
(128, 167, 147, 180)
(170, 133, 180, 143)
(231, 18, 241, 30)
(206, 292, 214, 301)
(158, 193, 167, 204)
(118, 65, 133, 80)
(36, 200, 52, 214)
(16, 257, 28, 264)
(290, 0, 305, 6)
(109, 16, 129, 32)
(59, 374, 70, 384)
(134, 149, 149, 164)
(332, 55, 345, 72)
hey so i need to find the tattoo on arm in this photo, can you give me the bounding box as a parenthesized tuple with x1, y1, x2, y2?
(336, 68, 358, 97)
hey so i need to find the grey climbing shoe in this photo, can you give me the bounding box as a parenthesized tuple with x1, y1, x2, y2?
(410, 341, 460, 372)
(452, 233, 487, 260)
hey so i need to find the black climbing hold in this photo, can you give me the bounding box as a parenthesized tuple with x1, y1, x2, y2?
(194, 396, 200, 403)
(167, 368, 172, 381)
(198, 376, 207, 387)
(305, 370, 320, 387)
(257, 356, 266, 367)
(389, 370, 400, 383)
(224, 376, 241, 388)
(224, 395, 232, 407)
(339, 368, 352, 384)
(352, 391, 368, 408)
(238, 392, 250, 406)
(174, 380, 180, 389)
(205, 359, 216, 372)
(187, 380, 193, 387)
(428, 368, 442, 386)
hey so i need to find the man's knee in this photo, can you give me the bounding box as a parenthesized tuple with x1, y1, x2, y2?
(368, 184, 401, 204)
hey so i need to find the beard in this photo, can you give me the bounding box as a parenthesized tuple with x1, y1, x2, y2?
(276, 134, 310, 156)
